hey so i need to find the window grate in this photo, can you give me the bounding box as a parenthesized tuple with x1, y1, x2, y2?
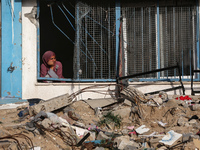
(121, 0, 198, 80)
(74, 0, 116, 80)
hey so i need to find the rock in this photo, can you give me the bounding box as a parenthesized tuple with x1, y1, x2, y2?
(192, 104, 200, 111)
(152, 97, 163, 105)
(189, 119, 197, 125)
(177, 116, 188, 126)
(121, 129, 129, 135)
(182, 133, 193, 142)
(63, 106, 74, 113)
(60, 114, 75, 125)
(184, 122, 191, 127)
(96, 131, 110, 140)
(123, 145, 138, 150)
(150, 122, 159, 128)
(157, 146, 168, 150)
(41, 118, 52, 130)
(123, 99, 132, 106)
(164, 99, 178, 107)
(191, 135, 200, 139)
(112, 107, 131, 118)
(114, 136, 140, 150)
(94, 147, 105, 150)
(88, 132, 96, 141)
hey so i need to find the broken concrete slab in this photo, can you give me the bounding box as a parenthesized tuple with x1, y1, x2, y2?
(96, 131, 110, 140)
(114, 135, 140, 150)
(177, 116, 188, 126)
(152, 97, 163, 105)
(83, 98, 118, 109)
(112, 107, 131, 119)
(192, 104, 200, 111)
(29, 93, 71, 116)
(164, 99, 178, 107)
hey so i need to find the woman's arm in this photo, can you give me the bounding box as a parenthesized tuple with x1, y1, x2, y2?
(40, 64, 48, 77)
(56, 61, 66, 83)
(56, 61, 64, 78)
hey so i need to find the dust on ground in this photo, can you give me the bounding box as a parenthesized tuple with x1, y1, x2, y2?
(0, 95, 200, 149)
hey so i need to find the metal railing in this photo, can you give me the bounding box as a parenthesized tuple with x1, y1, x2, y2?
(117, 63, 185, 95)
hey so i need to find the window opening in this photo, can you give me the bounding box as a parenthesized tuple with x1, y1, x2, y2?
(74, 0, 116, 80)
(121, 0, 198, 81)
(39, 0, 75, 80)
(38, 0, 116, 82)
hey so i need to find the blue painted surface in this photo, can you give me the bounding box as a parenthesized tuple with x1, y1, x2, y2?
(0, 98, 26, 105)
(38, 77, 115, 82)
(157, 0, 160, 79)
(115, 0, 120, 78)
(1, 0, 22, 99)
(37, 1, 40, 79)
(196, 0, 200, 80)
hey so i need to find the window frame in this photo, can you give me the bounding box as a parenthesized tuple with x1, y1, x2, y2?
(37, 0, 200, 83)
(37, 0, 118, 82)
(122, 0, 200, 82)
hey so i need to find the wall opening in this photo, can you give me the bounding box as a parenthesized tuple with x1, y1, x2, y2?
(39, 0, 75, 79)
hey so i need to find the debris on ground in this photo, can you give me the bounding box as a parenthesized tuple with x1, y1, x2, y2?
(0, 86, 200, 149)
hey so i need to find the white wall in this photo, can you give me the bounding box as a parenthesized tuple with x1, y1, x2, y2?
(21, 0, 198, 101)
(21, 0, 116, 100)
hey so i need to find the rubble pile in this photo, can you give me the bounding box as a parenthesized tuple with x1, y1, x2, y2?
(0, 87, 200, 149)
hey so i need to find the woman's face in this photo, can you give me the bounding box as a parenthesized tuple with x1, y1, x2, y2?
(47, 55, 56, 66)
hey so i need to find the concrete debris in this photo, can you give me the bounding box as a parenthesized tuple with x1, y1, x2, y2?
(177, 116, 188, 126)
(114, 135, 141, 149)
(96, 131, 110, 140)
(120, 86, 146, 104)
(152, 97, 163, 105)
(2, 89, 200, 149)
(29, 93, 70, 116)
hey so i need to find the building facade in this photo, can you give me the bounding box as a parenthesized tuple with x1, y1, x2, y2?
(1, 0, 200, 103)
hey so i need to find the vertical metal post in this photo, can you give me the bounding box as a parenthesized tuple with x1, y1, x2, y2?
(141, 7, 144, 73)
(116, 0, 120, 78)
(149, 7, 152, 71)
(101, 7, 103, 78)
(157, 0, 160, 79)
(85, 17, 88, 78)
(197, 0, 200, 79)
(76, 1, 80, 79)
(93, 7, 95, 79)
(173, 7, 176, 77)
(37, 0, 40, 80)
(108, 7, 111, 78)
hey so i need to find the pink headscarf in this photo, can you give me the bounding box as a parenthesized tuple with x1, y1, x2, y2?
(42, 51, 56, 67)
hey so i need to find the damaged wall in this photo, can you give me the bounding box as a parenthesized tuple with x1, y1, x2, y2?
(21, 0, 200, 100)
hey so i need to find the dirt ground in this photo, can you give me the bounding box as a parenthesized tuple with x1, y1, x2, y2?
(0, 95, 200, 150)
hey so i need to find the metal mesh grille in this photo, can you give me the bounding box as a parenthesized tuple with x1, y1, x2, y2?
(74, 0, 116, 79)
(122, 6, 157, 78)
(159, 5, 197, 79)
(121, 0, 197, 80)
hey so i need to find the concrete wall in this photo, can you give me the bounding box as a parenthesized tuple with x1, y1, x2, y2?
(21, 0, 199, 101)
